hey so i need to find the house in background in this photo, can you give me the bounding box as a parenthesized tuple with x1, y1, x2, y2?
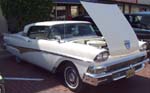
(52, 0, 150, 20)
(52, 0, 82, 20)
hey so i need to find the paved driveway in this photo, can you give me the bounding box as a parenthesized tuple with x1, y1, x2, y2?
(0, 52, 149, 93)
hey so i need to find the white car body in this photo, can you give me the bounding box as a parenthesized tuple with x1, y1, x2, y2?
(3, 1, 149, 90)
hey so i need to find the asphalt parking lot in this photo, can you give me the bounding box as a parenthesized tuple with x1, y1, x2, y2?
(0, 49, 150, 93)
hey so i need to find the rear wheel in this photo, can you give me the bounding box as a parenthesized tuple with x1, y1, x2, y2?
(64, 64, 85, 93)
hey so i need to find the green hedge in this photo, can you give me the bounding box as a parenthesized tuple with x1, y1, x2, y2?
(0, 0, 53, 33)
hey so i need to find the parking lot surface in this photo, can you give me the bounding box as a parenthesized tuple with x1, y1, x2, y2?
(0, 50, 150, 93)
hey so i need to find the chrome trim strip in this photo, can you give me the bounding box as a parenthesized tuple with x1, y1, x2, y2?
(6, 44, 87, 62)
(113, 75, 126, 81)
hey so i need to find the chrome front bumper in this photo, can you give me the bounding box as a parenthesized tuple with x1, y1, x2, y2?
(83, 59, 149, 86)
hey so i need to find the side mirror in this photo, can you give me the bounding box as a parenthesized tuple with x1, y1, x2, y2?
(54, 35, 61, 43)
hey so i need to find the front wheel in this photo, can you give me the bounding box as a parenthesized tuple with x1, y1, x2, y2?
(64, 64, 85, 93)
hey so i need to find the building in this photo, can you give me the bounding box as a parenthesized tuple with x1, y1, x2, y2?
(52, 0, 150, 20)
(106, 0, 150, 13)
(138, 0, 150, 5)
(52, 0, 81, 20)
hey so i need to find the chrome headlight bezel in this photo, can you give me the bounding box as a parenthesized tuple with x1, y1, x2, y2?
(140, 43, 148, 51)
(94, 51, 109, 62)
(87, 66, 107, 74)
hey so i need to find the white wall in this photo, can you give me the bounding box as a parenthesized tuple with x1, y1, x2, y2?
(0, 6, 8, 35)
(138, 0, 150, 5)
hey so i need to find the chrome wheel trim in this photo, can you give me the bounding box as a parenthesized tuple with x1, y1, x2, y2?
(64, 66, 79, 89)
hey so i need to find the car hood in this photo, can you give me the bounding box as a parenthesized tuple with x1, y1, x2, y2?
(81, 1, 139, 56)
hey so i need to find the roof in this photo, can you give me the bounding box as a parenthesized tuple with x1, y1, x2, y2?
(24, 21, 90, 33)
(53, 0, 80, 4)
(30, 21, 90, 26)
(125, 12, 150, 16)
(53, 0, 98, 4)
(132, 12, 150, 16)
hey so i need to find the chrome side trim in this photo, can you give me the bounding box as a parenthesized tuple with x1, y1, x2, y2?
(6, 44, 90, 62)
(113, 75, 126, 81)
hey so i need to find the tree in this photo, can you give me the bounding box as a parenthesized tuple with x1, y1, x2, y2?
(0, 0, 53, 33)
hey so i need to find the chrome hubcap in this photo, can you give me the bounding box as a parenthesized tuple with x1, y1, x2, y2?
(64, 66, 79, 89)
(69, 73, 75, 82)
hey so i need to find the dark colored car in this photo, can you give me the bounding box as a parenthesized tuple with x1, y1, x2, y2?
(72, 12, 150, 57)
(125, 12, 150, 58)
(125, 12, 150, 42)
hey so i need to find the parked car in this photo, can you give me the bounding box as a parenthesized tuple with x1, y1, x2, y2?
(3, 1, 149, 92)
(125, 12, 150, 58)
(125, 12, 150, 41)
(125, 12, 150, 31)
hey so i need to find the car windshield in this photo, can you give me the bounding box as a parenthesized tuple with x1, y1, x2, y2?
(49, 23, 97, 39)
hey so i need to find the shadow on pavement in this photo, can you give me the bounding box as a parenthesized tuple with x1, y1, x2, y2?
(82, 75, 150, 93)
(0, 57, 67, 93)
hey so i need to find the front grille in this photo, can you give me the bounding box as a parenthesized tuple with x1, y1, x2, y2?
(135, 64, 142, 70)
(107, 56, 145, 72)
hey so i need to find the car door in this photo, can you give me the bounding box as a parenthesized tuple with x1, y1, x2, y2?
(21, 26, 54, 71)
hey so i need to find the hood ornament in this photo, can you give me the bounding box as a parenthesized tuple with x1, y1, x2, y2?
(124, 40, 131, 50)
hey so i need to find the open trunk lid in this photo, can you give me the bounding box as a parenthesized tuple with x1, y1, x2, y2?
(81, 1, 139, 56)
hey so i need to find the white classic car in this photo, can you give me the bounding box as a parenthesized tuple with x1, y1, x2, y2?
(3, 1, 149, 92)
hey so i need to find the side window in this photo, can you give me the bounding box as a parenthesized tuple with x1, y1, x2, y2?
(48, 24, 96, 39)
(48, 24, 77, 39)
(65, 24, 77, 38)
(49, 25, 65, 39)
(28, 26, 50, 39)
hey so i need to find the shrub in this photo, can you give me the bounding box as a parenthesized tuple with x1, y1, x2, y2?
(0, 0, 53, 33)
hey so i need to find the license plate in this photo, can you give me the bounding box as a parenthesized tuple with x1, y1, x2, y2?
(126, 69, 135, 78)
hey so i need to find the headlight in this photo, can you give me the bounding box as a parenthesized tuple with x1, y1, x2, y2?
(87, 66, 107, 74)
(140, 43, 147, 51)
(94, 51, 109, 62)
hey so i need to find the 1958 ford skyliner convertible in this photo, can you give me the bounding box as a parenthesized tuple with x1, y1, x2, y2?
(3, 1, 149, 92)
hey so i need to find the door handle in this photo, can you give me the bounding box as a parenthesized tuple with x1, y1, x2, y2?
(27, 40, 32, 42)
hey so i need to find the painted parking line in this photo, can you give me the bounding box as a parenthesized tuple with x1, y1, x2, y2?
(0, 54, 12, 59)
(4, 77, 44, 81)
(0, 48, 4, 51)
(0, 50, 12, 59)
